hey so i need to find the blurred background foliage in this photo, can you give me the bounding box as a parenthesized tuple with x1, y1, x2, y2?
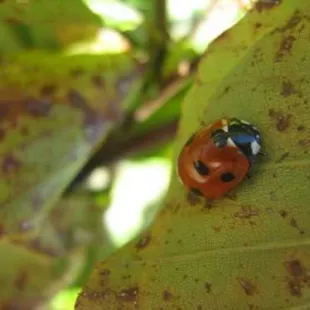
(0, 0, 256, 308)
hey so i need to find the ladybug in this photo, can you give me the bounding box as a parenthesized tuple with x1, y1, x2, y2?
(177, 118, 264, 200)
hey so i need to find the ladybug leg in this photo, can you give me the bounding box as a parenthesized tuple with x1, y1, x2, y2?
(187, 188, 203, 206)
(224, 192, 238, 200)
(203, 198, 213, 209)
(258, 151, 266, 156)
(246, 166, 253, 179)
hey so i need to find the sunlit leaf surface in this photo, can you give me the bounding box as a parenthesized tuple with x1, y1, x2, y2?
(76, 1, 310, 309)
(0, 0, 102, 51)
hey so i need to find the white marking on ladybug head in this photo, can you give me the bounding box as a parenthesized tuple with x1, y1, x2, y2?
(251, 140, 261, 155)
(227, 137, 237, 148)
(221, 119, 228, 126)
(223, 125, 229, 132)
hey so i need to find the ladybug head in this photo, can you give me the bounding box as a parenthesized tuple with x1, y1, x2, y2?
(212, 118, 263, 163)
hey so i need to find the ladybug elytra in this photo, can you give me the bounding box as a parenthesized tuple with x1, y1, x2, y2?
(177, 118, 264, 200)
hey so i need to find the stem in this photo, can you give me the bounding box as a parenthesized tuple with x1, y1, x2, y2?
(148, 0, 169, 87)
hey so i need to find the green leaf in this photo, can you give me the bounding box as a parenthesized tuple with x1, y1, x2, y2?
(0, 0, 103, 51)
(76, 1, 310, 309)
(0, 51, 136, 234)
(0, 51, 139, 306)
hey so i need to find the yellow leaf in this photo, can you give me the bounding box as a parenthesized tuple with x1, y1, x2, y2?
(76, 1, 310, 309)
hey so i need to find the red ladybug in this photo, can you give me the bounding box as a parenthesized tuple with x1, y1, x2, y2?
(177, 118, 263, 200)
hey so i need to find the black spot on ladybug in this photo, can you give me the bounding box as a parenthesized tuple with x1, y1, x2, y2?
(220, 172, 235, 182)
(194, 160, 209, 176)
(185, 133, 196, 146)
(190, 188, 203, 196)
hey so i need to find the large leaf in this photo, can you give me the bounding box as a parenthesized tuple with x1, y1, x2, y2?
(0, 0, 102, 51)
(76, 1, 310, 309)
(0, 52, 139, 307)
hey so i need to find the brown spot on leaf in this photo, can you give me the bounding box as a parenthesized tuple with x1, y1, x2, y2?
(237, 278, 257, 296)
(234, 206, 259, 219)
(70, 67, 84, 77)
(268, 109, 291, 131)
(0, 104, 9, 122)
(298, 139, 310, 147)
(290, 218, 298, 228)
(136, 234, 151, 250)
(205, 282, 212, 293)
(117, 287, 139, 305)
(80, 290, 110, 301)
(297, 125, 305, 131)
(290, 218, 304, 235)
(255, 0, 281, 13)
(281, 80, 296, 97)
(40, 84, 56, 96)
(275, 36, 296, 62)
(285, 259, 310, 297)
(288, 280, 302, 297)
(24, 98, 52, 117)
(253, 48, 263, 61)
(20, 126, 29, 136)
(0, 224, 5, 238)
(14, 269, 28, 291)
(29, 238, 59, 257)
(1, 299, 41, 310)
(0, 128, 5, 141)
(163, 290, 172, 301)
(100, 269, 110, 277)
(276, 152, 289, 163)
(67, 89, 99, 127)
(172, 203, 181, 213)
(255, 22, 262, 29)
(276, 10, 302, 33)
(91, 75, 105, 88)
(279, 210, 288, 218)
(5, 17, 22, 25)
(287, 260, 303, 277)
(215, 30, 229, 42)
(277, 115, 291, 131)
(218, 86, 231, 98)
(213, 226, 222, 232)
(2, 154, 21, 174)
